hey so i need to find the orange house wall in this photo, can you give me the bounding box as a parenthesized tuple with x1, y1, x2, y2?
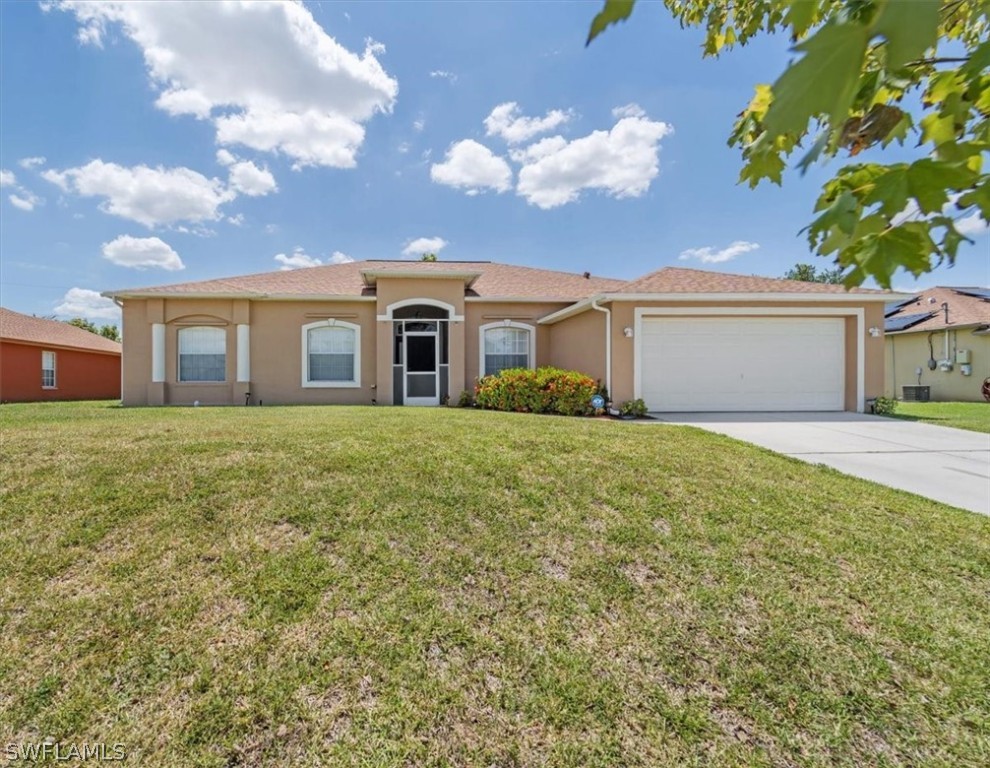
(0, 341, 121, 402)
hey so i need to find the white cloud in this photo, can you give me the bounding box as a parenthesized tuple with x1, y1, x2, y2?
(678, 240, 760, 264)
(102, 235, 184, 270)
(956, 211, 989, 237)
(484, 102, 572, 144)
(52, 1, 398, 169)
(54, 288, 121, 322)
(216, 149, 236, 167)
(8, 191, 42, 211)
(612, 103, 646, 119)
(397, 141, 411, 154)
(429, 70, 457, 83)
(0, 169, 16, 187)
(18, 156, 46, 169)
(430, 140, 512, 195)
(413, 117, 425, 132)
(274, 247, 353, 270)
(401, 236, 448, 258)
(227, 159, 277, 197)
(515, 112, 672, 208)
(41, 159, 235, 227)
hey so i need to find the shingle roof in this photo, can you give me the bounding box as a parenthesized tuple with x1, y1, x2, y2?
(0, 307, 122, 354)
(105, 260, 626, 301)
(884, 287, 990, 334)
(618, 266, 888, 294)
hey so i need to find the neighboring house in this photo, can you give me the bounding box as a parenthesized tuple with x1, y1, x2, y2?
(884, 287, 990, 402)
(0, 307, 122, 402)
(103, 261, 902, 412)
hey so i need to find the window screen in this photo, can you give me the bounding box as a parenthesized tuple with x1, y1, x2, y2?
(178, 327, 226, 382)
(308, 326, 356, 382)
(484, 327, 530, 376)
(41, 350, 56, 388)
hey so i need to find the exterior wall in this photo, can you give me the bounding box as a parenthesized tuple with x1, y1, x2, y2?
(547, 309, 607, 386)
(464, 301, 567, 390)
(246, 301, 377, 405)
(121, 297, 377, 406)
(606, 300, 886, 411)
(885, 328, 990, 402)
(0, 340, 120, 402)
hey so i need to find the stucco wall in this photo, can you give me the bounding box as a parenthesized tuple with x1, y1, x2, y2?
(547, 309, 607, 385)
(885, 328, 990, 402)
(0, 341, 121, 402)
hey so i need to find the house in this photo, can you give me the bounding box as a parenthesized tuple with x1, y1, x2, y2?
(103, 261, 903, 412)
(884, 287, 990, 403)
(0, 307, 122, 402)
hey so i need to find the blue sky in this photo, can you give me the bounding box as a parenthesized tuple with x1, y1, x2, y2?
(1, 0, 987, 325)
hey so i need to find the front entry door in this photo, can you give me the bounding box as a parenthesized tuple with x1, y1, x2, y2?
(404, 330, 439, 406)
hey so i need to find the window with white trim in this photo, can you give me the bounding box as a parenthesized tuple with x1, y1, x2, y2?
(303, 321, 360, 387)
(178, 326, 226, 382)
(41, 350, 56, 388)
(481, 323, 533, 377)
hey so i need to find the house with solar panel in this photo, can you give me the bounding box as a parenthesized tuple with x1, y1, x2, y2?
(884, 287, 990, 402)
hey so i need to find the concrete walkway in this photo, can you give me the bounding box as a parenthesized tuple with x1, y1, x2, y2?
(647, 412, 990, 516)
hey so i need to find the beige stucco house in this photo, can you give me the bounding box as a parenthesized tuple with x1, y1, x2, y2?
(104, 261, 901, 411)
(884, 287, 990, 402)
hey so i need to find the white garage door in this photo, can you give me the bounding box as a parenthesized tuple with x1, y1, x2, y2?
(639, 317, 845, 412)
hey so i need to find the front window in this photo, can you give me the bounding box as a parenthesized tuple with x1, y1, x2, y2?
(303, 321, 360, 387)
(178, 327, 226, 382)
(482, 324, 532, 377)
(41, 350, 56, 388)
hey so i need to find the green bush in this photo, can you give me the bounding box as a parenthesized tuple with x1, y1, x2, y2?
(872, 396, 898, 415)
(474, 367, 598, 416)
(455, 390, 474, 408)
(618, 398, 648, 418)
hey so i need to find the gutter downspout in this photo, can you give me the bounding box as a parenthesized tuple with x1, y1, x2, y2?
(590, 295, 611, 397)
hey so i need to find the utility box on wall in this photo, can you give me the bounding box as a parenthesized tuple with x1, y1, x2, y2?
(956, 349, 971, 364)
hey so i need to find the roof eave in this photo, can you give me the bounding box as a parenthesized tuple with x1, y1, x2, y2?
(603, 291, 912, 302)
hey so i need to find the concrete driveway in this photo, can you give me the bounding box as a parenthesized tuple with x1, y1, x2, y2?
(648, 412, 990, 515)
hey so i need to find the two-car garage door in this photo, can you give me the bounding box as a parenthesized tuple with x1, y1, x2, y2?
(639, 317, 846, 412)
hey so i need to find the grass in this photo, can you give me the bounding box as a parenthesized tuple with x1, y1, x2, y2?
(1, 401, 988, 767)
(886, 400, 990, 433)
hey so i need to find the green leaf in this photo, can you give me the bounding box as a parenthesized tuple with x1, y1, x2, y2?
(871, 0, 940, 70)
(784, 0, 823, 40)
(587, 0, 636, 46)
(764, 22, 869, 138)
(957, 179, 990, 219)
(862, 165, 909, 217)
(906, 159, 977, 214)
(840, 223, 935, 288)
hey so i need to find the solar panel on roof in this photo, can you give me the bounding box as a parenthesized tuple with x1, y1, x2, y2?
(952, 287, 990, 301)
(885, 311, 935, 332)
(884, 297, 917, 317)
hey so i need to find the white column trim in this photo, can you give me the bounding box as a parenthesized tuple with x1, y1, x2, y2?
(236, 324, 251, 383)
(151, 323, 165, 383)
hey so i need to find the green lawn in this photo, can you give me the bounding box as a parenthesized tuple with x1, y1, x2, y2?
(1, 402, 988, 767)
(887, 400, 990, 433)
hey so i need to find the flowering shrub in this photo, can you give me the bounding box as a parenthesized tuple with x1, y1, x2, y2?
(474, 367, 598, 416)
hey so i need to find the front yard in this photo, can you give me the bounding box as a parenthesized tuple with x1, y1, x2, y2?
(1, 402, 988, 766)
(886, 400, 990, 433)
